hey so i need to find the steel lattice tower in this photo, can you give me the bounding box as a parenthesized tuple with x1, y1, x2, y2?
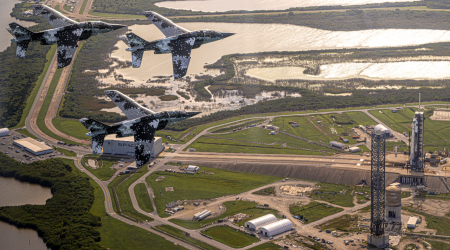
(370, 131, 386, 237)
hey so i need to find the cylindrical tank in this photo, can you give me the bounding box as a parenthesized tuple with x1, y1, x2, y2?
(386, 185, 401, 207)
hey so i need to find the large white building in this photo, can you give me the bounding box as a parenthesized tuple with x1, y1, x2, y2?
(258, 219, 293, 237)
(102, 135, 164, 157)
(13, 137, 53, 156)
(0, 128, 10, 137)
(245, 214, 277, 231)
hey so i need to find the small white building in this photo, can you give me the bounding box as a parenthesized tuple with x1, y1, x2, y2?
(407, 216, 418, 229)
(13, 137, 53, 156)
(0, 128, 10, 137)
(258, 219, 293, 237)
(374, 124, 392, 137)
(330, 141, 345, 149)
(186, 165, 199, 172)
(245, 214, 277, 231)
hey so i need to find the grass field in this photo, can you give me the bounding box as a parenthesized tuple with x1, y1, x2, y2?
(79, 0, 88, 14)
(109, 169, 154, 222)
(309, 182, 370, 207)
(154, 225, 219, 250)
(54, 146, 76, 157)
(170, 201, 278, 230)
(252, 187, 276, 196)
(134, 183, 154, 213)
(147, 165, 281, 218)
(13, 45, 57, 129)
(201, 226, 259, 248)
(426, 240, 450, 249)
(52, 118, 90, 140)
(156, 130, 187, 144)
(211, 119, 265, 133)
(88, 11, 146, 19)
(385, 141, 407, 151)
(82, 155, 119, 181)
(63, 5, 71, 12)
(319, 214, 360, 232)
(289, 202, 343, 224)
(15, 128, 38, 139)
(248, 242, 281, 250)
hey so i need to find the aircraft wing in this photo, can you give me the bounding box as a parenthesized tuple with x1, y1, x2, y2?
(32, 4, 78, 29)
(104, 90, 154, 120)
(132, 119, 159, 166)
(171, 37, 195, 79)
(142, 11, 189, 37)
(55, 26, 83, 68)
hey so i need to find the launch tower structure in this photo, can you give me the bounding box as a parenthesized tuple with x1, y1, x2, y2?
(410, 94, 425, 172)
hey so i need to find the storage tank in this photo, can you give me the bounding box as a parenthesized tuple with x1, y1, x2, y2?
(385, 184, 402, 222)
(0, 128, 10, 137)
(198, 210, 211, 220)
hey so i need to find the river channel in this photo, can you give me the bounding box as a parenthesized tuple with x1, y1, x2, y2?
(0, 176, 52, 250)
(156, 0, 419, 12)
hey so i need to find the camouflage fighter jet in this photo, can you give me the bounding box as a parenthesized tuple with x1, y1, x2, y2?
(6, 5, 126, 68)
(80, 90, 200, 166)
(119, 11, 235, 79)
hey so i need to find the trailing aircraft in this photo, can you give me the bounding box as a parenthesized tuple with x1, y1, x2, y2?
(119, 11, 234, 79)
(80, 90, 200, 166)
(6, 4, 126, 68)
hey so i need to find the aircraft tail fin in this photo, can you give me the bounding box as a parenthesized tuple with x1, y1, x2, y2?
(125, 32, 149, 48)
(8, 23, 34, 58)
(79, 118, 109, 155)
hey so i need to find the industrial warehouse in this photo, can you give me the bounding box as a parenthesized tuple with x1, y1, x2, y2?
(13, 137, 53, 156)
(102, 135, 164, 157)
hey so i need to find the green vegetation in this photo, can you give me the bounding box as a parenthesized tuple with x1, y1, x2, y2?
(15, 128, 38, 139)
(0, 155, 103, 249)
(54, 146, 77, 157)
(13, 45, 57, 129)
(386, 141, 407, 151)
(134, 183, 154, 213)
(212, 119, 265, 133)
(201, 226, 259, 248)
(82, 155, 119, 181)
(159, 95, 178, 101)
(52, 118, 90, 140)
(248, 242, 281, 250)
(170, 201, 278, 229)
(79, 0, 88, 14)
(310, 182, 370, 207)
(147, 165, 280, 218)
(63, 5, 72, 12)
(403, 207, 450, 236)
(154, 225, 219, 250)
(109, 169, 154, 222)
(252, 187, 275, 196)
(176, 91, 190, 100)
(289, 202, 343, 224)
(426, 240, 450, 250)
(320, 214, 360, 232)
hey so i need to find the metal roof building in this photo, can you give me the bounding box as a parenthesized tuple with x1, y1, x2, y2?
(102, 135, 164, 157)
(258, 219, 293, 237)
(0, 128, 10, 137)
(245, 214, 277, 231)
(374, 124, 392, 137)
(13, 138, 53, 156)
(186, 165, 199, 172)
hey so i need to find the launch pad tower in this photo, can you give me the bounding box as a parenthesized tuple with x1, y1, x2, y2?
(410, 95, 425, 172)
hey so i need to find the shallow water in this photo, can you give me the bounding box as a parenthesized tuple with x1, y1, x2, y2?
(246, 62, 450, 81)
(111, 22, 450, 82)
(0, 0, 35, 52)
(155, 0, 419, 12)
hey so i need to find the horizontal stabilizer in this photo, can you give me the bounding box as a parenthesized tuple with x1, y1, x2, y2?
(119, 35, 130, 47)
(132, 49, 144, 68)
(8, 22, 33, 40)
(79, 118, 109, 155)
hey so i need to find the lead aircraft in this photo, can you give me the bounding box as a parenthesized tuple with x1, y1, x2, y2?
(80, 90, 200, 166)
(119, 11, 235, 79)
(6, 5, 125, 68)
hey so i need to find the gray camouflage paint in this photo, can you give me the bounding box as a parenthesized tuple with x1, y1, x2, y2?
(120, 12, 235, 79)
(7, 5, 125, 68)
(79, 90, 201, 166)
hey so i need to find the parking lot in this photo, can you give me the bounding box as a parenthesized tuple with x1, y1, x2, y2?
(0, 130, 62, 164)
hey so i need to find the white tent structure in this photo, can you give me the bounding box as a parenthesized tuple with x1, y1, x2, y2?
(244, 214, 277, 231)
(374, 124, 392, 137)
(0, 128, 10, 137)
(258, 219, 293, 237)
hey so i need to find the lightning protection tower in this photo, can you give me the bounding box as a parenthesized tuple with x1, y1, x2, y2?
(368, 130, 389, 248)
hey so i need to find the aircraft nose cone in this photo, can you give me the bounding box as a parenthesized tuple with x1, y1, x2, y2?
(222, 32, 235, 38)
(186, 111, 201, 117)
(112, 24, 127, 30)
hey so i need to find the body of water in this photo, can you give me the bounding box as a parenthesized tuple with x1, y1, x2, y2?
(0, 0, 35, 52)
(246, 62, 450, 81)
(155, 0, 419, 12)
(0, 176, 52, 250)
(111, 22, 450, 82)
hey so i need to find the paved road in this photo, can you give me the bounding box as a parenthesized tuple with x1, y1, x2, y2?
(363, 109, 409, 144)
